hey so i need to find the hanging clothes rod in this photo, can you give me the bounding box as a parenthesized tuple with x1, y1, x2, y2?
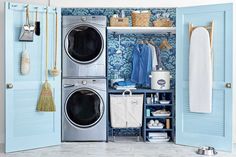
(8, 2, 57, 13)
(189, 21, 214, 48)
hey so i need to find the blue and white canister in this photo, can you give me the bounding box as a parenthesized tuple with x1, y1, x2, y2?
(149, 68, 171, 90)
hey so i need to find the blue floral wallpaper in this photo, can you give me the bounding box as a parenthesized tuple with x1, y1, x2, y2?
(62, 8, 176, 136)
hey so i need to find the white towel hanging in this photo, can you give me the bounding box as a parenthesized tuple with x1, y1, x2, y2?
(189, 27, 213, 113)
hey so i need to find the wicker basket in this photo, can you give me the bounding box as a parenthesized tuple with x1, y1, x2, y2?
(110, 17, 129, 27)
(153, 19, 173, 27)
(131, 11, 151, 27)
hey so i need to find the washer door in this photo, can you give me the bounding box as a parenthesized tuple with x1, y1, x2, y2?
(65, 25, 103, 64)
(65, 88, 104, 128)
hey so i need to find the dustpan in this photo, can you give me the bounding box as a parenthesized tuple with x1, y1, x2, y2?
(19, 5, 35, 42)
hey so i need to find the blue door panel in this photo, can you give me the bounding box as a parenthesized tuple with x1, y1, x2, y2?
(176, 3, 233, 151)
(5, 2, 61, 152)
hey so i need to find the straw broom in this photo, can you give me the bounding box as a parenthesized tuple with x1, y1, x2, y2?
(36, 8, 55, 112)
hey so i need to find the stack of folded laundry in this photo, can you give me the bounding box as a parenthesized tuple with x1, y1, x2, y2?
(113, 81, 136, 90)
(148, 132, 170, 142)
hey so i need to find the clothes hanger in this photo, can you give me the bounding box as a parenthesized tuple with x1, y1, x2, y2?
(159, 39, 172, 50)
(144, 40, 149, 44)
(137, 40, 144, 44)
(149, 39, 155, 45)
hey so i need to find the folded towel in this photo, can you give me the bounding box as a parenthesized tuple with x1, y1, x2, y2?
(115, 86, 137, 90)
(113, 81, 136, 87)
(189, 27, 212, 113)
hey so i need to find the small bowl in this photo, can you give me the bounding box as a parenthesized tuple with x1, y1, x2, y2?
(196, 146, 217, 156)
(159, 100, 171, 104)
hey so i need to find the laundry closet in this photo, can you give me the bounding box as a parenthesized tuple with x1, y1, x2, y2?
(3, 1, 233, 153)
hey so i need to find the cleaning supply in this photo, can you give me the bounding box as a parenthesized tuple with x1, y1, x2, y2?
(19, 5, 35, 42)
(49, 9, 60, 77)
(20, 45, 30, 75)
(37, 8, 55, 112)
(189, 27, 212, 113)
(35, 8, 40, 36)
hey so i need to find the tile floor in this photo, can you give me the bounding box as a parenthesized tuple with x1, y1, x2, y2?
(0, 138, 235, 157)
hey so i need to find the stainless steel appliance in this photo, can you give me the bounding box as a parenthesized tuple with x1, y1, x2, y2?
(62, 16, 106, 78)
(62, 78, 107, 141)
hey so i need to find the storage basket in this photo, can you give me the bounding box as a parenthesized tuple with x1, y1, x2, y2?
(110, 17, 129, 27)
(131, 11, 151, 27)
(153, 19, 173, 27)
(110, 89, 143, 128)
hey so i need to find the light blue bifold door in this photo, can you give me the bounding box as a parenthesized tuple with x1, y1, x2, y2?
(4, 2, 61, 152)
(176, 4, 233, 151)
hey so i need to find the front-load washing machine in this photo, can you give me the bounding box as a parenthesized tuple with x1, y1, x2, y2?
(62, 16, 106, 78)
(62, 78, 107, 141)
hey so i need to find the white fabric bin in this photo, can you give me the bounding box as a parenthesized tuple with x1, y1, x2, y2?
(110, 89, 143, 128)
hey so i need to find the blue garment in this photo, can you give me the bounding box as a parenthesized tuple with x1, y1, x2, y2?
(155, 46, 162, 69)
(113, 81, 136, 87)
(131, 44, 141, 84)
(131, 44, 152, 87)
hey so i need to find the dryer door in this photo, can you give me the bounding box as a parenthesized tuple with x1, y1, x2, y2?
(65, 88, 104, 128)
(65, 25, 104, 64)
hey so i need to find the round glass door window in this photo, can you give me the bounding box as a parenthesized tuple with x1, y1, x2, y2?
(66, 25, 103, 64)
(65, 89, 104, 128)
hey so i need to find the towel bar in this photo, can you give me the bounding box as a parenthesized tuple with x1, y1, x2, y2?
(189, 21, 214, 48)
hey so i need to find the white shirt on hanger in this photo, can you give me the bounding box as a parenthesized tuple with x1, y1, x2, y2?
(148, 43, 158, 71)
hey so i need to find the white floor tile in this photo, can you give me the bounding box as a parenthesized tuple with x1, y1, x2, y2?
(0, 140, 235, 157)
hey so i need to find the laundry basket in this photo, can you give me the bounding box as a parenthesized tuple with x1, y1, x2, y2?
(110, 89, 144, 128)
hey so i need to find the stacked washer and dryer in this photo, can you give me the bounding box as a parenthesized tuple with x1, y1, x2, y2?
(62, 16, 107, 141)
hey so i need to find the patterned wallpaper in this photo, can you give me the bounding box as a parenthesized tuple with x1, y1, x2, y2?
(107, 33, 176, 88)
(62, 8, 176, 136)
(62, 8, 176, 26)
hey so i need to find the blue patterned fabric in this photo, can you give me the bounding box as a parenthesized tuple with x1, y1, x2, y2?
(62, 8, 176, 136)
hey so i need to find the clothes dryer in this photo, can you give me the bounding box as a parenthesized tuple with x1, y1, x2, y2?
(62, 16, 106, 78)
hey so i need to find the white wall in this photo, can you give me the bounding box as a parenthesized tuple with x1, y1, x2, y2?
(0, 0, 235, 144)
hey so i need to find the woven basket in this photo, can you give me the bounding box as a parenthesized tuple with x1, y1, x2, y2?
(110, 17, 129, 27)
(131, 11, 151, 27)
(153, 19, 173, 27)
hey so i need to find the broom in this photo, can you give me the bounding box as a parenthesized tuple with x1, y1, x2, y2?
(36, 8, 55, 112)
